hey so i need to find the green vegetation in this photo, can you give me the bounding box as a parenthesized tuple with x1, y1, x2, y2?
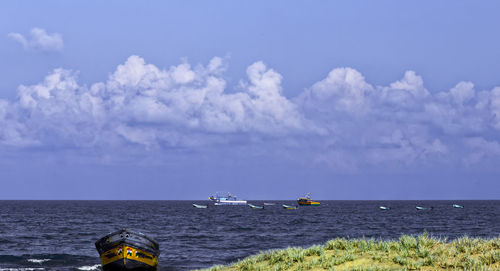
(199, 234, 500, 270)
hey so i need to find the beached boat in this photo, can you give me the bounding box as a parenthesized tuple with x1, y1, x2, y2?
(95, 229, 160, 271)
(379, 206, 390, 210)
(416, 206, 432, 210)
(297, 193, 320, 206)
(282, 204, 298, 209)
(209, 192, 247, 205)
(192, 204, 208, 209)
(453, 204, 464, 208)
(248, 203, 264, 209)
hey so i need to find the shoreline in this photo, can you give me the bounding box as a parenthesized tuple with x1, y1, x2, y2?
(200, 234, 500, 270)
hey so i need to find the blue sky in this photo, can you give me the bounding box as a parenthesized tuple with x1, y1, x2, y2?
(1, 1, 499, 199)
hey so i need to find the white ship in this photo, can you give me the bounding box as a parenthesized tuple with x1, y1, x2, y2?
(209, 192, 247, 205)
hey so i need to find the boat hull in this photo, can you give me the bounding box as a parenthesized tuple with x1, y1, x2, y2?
(101, 251, 157, 271)
(248, 204, 264, 209)
(282, 204, 297, 209)
(96, 229, 159, 271)
(297, 199, 320, 206)
(297, 202, 320, 206)
(214, 200, 247, 205)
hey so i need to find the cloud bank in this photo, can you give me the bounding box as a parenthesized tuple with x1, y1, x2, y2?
(1, 56, 500, 170)
(8, 28, 63, 52)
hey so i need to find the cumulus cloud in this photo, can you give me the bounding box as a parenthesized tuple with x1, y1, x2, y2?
(1, 56, 312, 150)
(298, 67, 374, 115)
(463, 137, 500, 165)
(449, 81, 475, 105)
(8, 28, 63, 52)
(388, 71, 429, 99)
(100, 56, 310, 136)
(2, 55, 500, 170)
(295, 67, 500, 169)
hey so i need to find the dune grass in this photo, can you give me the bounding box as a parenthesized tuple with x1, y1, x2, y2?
(199, 234, 500, 270)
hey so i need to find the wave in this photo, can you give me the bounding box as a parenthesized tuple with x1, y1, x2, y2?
(26, 259, 50, 264)
(77, 264, 100, 271)
(0, 254, 95, 261)
(0, 254, 99, 270)
(0, 269, 45, 271)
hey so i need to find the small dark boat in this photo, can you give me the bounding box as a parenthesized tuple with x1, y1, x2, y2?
(95, 229, 160, 271)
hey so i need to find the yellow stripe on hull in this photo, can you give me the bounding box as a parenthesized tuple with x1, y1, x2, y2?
(101, 245, 158, 267)
(298, 202, 320, 205)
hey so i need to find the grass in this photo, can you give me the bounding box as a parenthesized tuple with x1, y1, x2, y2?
(198, 233, 500, 271)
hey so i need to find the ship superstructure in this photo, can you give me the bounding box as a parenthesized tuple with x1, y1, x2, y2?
(209, 192, 247, 205)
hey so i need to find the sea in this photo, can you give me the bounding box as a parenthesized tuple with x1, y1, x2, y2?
(0, 200, 498, 271)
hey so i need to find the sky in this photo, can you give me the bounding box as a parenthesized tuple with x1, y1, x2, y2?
(1, 1, 500, 200)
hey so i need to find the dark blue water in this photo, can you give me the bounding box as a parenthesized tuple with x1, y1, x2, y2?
(0, 200, 498, 270)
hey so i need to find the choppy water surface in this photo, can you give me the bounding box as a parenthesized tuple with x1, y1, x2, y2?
(0, 200, 498, 270)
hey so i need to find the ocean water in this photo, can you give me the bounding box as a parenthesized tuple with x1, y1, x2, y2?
(0, 200, 498, 270)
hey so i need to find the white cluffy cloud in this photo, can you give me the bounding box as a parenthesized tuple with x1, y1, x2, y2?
(1, 56, 311, 149)
(8, 28, 63, 52)
(2, 55, 500, 170)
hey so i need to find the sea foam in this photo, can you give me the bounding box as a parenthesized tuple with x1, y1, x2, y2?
(27, 259, 50, 264)
(77, 264, 101, 271)
(0, 268, 45, 271)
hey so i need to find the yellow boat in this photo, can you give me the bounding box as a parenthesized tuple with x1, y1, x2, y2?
(95, 229, 160, 271)
(297, 193, 320, 206)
